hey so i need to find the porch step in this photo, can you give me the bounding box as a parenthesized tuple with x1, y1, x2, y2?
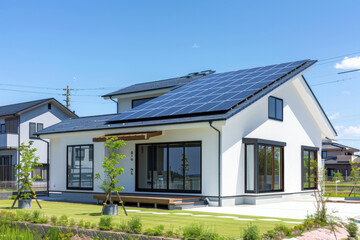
(170, 200, 207, 210)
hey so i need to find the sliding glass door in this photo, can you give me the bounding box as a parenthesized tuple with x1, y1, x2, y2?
(244, 138, 285, 193)
(136, 142, 201, 193)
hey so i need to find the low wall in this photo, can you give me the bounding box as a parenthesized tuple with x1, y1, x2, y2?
(15, 221, 178, 240)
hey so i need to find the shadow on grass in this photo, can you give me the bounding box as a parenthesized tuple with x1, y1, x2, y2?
(75, 212, 102, 216)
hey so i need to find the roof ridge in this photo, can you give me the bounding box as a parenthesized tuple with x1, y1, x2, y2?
(0, 98, 53, 108)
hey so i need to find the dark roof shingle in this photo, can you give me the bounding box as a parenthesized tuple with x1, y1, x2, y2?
(102, 71, 214, 97)
(0, 98, 53, 118)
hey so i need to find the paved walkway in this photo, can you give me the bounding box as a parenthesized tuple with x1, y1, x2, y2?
(188, 197, 360, 220)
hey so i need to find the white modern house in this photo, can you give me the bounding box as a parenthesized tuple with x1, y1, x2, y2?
(0, 98, 77, 187)
(37, 59, 336, 206)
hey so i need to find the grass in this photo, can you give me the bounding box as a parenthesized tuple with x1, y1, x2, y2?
(0, 200, 301, 238)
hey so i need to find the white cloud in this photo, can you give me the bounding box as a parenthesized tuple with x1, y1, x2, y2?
(328, 112, 340, 120)
(343, 125, 360, 137)
(334, 56, 360, 69)
(192, 43, 199, 49)
(334, 125, 345, 131)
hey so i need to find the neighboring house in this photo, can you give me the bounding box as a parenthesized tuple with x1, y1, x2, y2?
(322, 140, 360, 180)
(38, 59, 337, 206)
(0, 98, 77, 186)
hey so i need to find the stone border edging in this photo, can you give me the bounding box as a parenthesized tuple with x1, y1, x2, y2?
(14, 221, 179, 240)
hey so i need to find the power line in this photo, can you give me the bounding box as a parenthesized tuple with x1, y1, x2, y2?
(0, 88, 62, 95)
(318, 50, 360, 62)
(310, 77, 354, 87)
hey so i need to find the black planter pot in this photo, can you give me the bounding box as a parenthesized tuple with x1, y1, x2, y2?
(18, 199, 32, 209)
(103, 204, 118, 215)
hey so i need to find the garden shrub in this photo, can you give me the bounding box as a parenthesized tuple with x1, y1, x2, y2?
(50, 215, 58, 225)
(69, 218, 75, 227)
(182, 224, 203, 239)
(274, 224, 293, 237)
(127, 216, 142, 234)
(146, 224, 164, 236)
(200, 228, 221, 240)
(91, 223, 97, 229)
(78, 219, 84, 228)
(242, 224, 260, 240)
(345, 221, 358, 238)
(84, 221, 91, 229)
(59, 214, 68, 226)
(19, 211, 32, 222)
(114, 221, 129, 232)
(31, 210, 48, 224)
(99, 216, 113, 231)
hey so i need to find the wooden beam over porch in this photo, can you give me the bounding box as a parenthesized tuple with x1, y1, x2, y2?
(92, 131, 162, 142)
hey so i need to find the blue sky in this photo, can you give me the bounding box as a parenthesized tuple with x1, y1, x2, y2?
(0, 1, 360, 149)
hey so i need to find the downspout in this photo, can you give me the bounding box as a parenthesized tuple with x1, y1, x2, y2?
(38, 137, 50, 197)
(109, 96, 118, 112)
(209, 121, 222, 207)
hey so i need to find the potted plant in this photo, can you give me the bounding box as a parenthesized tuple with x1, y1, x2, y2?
(95, 137, 126, 215)
(11, 141, 42, 209)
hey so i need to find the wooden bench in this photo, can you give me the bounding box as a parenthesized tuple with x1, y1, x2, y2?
(93, 194, 203, 209)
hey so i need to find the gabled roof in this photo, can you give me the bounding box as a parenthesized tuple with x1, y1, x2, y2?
(0, 98, 77, 118)
(108, 59, 316, 123)
(322, 141, 359, 152)
(38, 59, 332, 136)
(102, 70, 215, 98)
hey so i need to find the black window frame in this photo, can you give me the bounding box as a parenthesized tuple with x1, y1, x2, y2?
(48, 103, 52, 110)
(244, 138, 285, 193)
(0, 124, 5, 134)
(66, 144, 94, 190)
(37, 123, 44, 132)
(301, 146, 319, 190)
(135, 141, 202, 194)
(268, 96, 283, 121)
(29, 122, 37, 139)
(131, 97, 156, 109)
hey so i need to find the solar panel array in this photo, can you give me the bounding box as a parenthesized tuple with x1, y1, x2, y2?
(109, 59, 310, 122)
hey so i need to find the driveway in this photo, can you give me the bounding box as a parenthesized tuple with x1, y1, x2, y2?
(188, 197, 360, 220)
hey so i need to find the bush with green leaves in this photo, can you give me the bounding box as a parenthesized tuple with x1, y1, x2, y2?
(182, 224, 203, 239)
(242, 224, 260, 240)
(78, 219, 84, 228)
(59, 214, 68, 226)
(345, 221, 358, 238)
(146, 225, 164, 236)
(127, 216, 142, 234)
(31, 210, 48, 224)
(50, 215, 58, 225)
(99, 216, 113, 230)
(69, 218, 75, 227)
(14, 141, 42, 200)
(95, 137, 126, 206)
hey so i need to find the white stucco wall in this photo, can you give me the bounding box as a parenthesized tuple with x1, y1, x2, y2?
(19, 103, 72, 164)
(47, 123, 220, 197)
(221, 77, 325, 201)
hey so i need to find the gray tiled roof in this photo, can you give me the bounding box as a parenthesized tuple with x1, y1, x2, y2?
(102, 71, 214, 97)
(0, 98, 53, 118)
(322, 141, 359, 152)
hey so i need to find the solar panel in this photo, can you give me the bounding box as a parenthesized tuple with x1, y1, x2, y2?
(109, 59, 310, 122)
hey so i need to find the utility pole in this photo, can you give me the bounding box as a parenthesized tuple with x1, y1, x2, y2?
(62, 85, 74, 108)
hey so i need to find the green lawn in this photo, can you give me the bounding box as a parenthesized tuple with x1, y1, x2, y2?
(0, 200, 302, 238)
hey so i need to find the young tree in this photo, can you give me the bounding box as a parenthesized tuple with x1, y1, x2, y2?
(349, 161, 360, 197)
(95, 137, 127, 215)
(11, 141, 42, 209)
